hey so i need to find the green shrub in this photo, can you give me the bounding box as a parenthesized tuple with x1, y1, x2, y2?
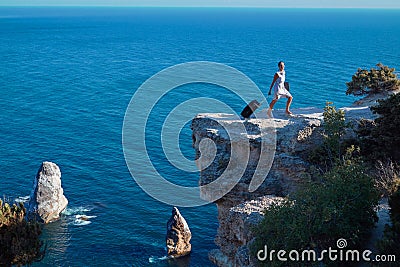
(308, 102, 353, 170)
(251, 163, 379, 267)
(356, 93, 400, 162)
(370, 93, 400, 161)
(0, 199, 45, 266)
(346, 63, 400, 96)
(322, 102, 347, 161)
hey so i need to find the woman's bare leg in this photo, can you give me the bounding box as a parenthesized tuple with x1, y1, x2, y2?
(267, 99, 278, 117)
(285, 96, 293, 114)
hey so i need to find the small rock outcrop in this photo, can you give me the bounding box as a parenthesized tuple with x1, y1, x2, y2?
(28, 162, 68, 223)
(166, 207, 192, 258)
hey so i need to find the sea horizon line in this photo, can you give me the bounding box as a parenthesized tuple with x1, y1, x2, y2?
(0, 5, 399, 10)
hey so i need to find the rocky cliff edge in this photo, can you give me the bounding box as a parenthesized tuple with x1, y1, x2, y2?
(191, 106, 376, 266)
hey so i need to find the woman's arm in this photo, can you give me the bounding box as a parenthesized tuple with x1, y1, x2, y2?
(268, 73, 279, 95)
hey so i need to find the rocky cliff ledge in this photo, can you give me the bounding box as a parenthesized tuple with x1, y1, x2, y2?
(191, 106, 376, 267)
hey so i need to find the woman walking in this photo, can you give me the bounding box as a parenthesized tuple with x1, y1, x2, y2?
(267, 61, 293, 117)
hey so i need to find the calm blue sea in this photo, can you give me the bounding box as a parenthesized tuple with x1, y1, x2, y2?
(0, 7, 399, 266)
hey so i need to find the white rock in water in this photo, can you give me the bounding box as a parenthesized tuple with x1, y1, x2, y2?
(166, 207, 192, 258)
(28, 161, 68, 223)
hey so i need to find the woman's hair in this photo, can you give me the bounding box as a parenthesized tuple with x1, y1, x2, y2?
(278, 61, 284, 68)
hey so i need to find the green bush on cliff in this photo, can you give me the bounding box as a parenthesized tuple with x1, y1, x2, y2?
(251, 163, 379, 267)
(252, 101, 379, 266)
(0, 199, 45, 266)
(356, 93, 400, 163)
(346, 71, 400, 264)
(346, 63, 400, 96)
(322, 102, 347, 162)
(369, 93, 400, 162)
(308, 102, 357, 171)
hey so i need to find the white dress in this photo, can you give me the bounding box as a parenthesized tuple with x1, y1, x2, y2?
(273, 70, 292, 100)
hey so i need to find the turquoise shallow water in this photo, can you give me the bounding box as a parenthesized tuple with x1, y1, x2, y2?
(0, 7, 399, 266)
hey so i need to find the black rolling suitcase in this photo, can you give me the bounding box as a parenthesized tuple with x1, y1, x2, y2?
(241, 100, 261, 119)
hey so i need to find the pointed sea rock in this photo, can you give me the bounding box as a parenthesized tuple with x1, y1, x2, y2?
(166, 207, 192, 258)
(28, 161, 68, 223)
